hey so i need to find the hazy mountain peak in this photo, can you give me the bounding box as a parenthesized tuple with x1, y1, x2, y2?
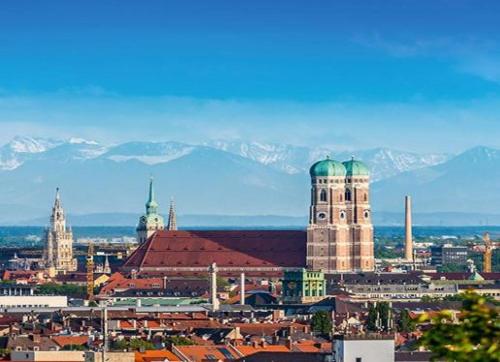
(68, 137, 99, 145)
(459, 145, 499, 159)
(8, 136, 59, 153)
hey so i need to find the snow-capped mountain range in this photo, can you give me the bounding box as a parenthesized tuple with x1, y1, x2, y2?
(0, 136, 450, 181)
(1, 136, 498, 224)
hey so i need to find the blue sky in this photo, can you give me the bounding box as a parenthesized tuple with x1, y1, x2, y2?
(1, 0, 500, 152)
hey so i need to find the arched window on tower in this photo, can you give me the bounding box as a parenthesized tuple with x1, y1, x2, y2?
(320, 189, 327, 202)
(345, 189, 352, 202)
(364, 193, 368, 202)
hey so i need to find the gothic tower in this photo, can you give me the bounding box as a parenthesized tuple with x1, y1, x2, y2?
(44, 188, 77, 272)
(167, 198, 177, 231)
(136, 177, 164, 243)
(307, 157, 374, 273)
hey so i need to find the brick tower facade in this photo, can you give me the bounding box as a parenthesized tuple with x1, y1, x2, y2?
(307, 157, 374, 273)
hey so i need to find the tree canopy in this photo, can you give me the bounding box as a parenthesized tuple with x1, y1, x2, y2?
(310, 310, 333, 335)
(418, 291, 499, 361)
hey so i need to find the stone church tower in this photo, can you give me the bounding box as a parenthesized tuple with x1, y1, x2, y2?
(44, 188, 77, 273)
(137, 177, 164, 243)
(307, 157, 374, 273)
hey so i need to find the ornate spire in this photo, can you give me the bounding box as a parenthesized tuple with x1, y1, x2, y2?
(167, 198, 177, 231)
(54, 187, 62, 210)
(51, 187, 66, 232)
(145, 176, 159, 214)
(103, 254, 111, 274)
(54, 187, 61, 206)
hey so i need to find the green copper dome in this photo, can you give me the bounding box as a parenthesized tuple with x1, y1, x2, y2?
(309, 157, 346, 177)
(343, 158, 370, 176)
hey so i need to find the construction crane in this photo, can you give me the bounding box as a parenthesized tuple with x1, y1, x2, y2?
(86, 241, 95, 301)
(483, 232, 492, 273)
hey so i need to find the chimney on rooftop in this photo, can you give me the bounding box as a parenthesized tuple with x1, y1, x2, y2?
(209, 262, 219, 311)
(405, 196, 413, 262)
(240, 272, 245, 305)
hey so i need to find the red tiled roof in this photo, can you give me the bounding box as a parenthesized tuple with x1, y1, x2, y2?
(123, 230, 306, 276)
(236, 345, 290, 356)
(135, 350, 181, 362)
(100, 272, 164, 294)
(174, 345, 240, 362)
(52, 335, 88, 348)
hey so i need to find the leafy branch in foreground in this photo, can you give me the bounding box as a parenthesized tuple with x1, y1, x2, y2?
(418, 290, 499, 362)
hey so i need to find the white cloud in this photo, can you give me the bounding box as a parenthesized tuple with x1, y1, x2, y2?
(0, 92, 499, 153)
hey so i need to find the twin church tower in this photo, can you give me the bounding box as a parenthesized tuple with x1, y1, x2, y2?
(135, 157, 375, 274)
(307, 157, 374, 272)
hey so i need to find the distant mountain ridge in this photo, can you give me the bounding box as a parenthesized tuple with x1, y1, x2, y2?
(0, 136, 497, 224)
(0, 136, 449, 181)
(13, 211, 500, 227)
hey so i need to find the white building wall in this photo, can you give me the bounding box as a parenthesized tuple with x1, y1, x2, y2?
(11, 351, 85, 361)
(335, 338, 394, 362)
(0, 295, 67, 308)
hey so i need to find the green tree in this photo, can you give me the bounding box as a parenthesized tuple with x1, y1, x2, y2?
(37, 283, 86, 298)
(129, 339, 154, 351)
(310, 310, 333, 335)
(378, 302, 390, 331)
(438, 263, 467, 273)
(164, 336, 196, 346)
(398, 309, 415, 333)
(367, 302, 391, 332)
(367, 305, 378, 331)
(111, 339, 155, 351)
(111, 339, 128, 351)
(418, 291, 500, 361)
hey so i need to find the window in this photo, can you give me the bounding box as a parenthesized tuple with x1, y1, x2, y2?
(356, 358, 362, 362)
(345, 189, 351, 201)
(320, 189, 327, 202)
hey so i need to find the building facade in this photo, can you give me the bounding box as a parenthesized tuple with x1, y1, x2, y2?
(136, 178, 165, 243)
(430, 245, 468, 267)
(333, 335, 395, 362)
(43, 188, 77, 273)
(282, 268, 326, 304)
(307, 157, 375, 273)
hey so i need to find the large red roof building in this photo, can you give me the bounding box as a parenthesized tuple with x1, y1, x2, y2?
(122, 230, 307, 277)
(124, 157, 375, 277)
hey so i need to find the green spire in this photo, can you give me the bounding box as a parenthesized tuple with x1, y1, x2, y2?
(145, 177, 159, 214)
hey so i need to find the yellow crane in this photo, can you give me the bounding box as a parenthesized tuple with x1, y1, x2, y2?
(483, 232, 492, 273)
(86, 241, 95, 300)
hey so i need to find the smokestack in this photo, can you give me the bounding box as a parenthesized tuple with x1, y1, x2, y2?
(209, 263, 219, 311)
(405, 196, 413, 261)
(240, 272, 245, 305)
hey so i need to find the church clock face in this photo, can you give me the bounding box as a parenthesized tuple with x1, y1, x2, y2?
(317, 212, 327, 220)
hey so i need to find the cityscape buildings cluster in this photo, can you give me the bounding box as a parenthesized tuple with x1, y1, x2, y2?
(0, 157, 497, 362)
